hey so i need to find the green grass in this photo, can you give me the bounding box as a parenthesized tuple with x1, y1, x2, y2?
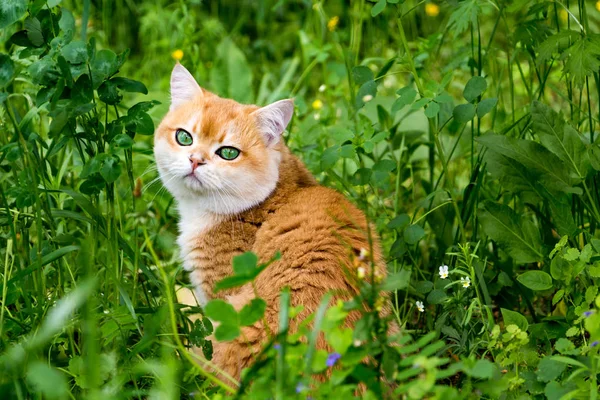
(2, 0, 600, 398)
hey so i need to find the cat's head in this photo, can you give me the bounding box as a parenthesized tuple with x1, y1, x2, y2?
(154, 63, 294, 215)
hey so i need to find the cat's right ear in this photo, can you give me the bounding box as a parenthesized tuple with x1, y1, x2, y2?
(170, 63, 203, 110)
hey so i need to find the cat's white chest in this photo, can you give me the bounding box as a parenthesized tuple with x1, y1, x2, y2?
(176, 201, 219, 306)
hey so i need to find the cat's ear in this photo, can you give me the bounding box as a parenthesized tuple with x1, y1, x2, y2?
(252, 99, 294, 146)
(170, 63, 203, 110)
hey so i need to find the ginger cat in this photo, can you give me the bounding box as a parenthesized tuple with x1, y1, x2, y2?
(154, 64, 386, 380)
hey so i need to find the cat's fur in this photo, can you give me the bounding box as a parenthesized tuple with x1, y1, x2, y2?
(154, 64, 386, 379)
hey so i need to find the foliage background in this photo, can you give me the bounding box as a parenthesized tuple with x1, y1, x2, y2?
(2, 0, 600, 398)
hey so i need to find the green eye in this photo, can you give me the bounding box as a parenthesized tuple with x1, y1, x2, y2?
(175, 129, 193, 146)
(216, 146, 240, 160)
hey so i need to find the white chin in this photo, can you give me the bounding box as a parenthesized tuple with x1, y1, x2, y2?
(183, 174, 206, 192)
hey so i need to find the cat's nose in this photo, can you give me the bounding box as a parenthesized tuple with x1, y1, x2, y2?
(189, 155, 206, 171)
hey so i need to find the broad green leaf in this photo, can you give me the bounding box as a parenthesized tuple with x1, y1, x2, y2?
(100, 156, 122, 183)
(380, 269, 411, 291)
(465, 359, 496, 379)
(24, 17, 44, 47)
(564, 37, 600, 87)
(424, 101, 440, 118)
(204, 299, 238, 326)
(239, 298, 266, 326)
(501, 308, 528, 331)
(98, 80, 122, 105)
(453, 103, 476, 123)
(463, 76, 487, 102)
(232, 252, 258, 276)
(0, 54, 14, 88)
(531, 101, 590, 179)
(26, 362, 69, 400)
(477, 97, 497, 117)
(111, 77, 148, 94)
(415, 281, 434, 294)
(352, 66, 373, 86)
(555, 338, 578, 355)
(404, 224, 425, 245)
(589, 145, 600, 171)
(111, 133, 134, 149)
(391, 87, 417, 113)
(355, 80, 377, 109)
(214, 323, 240, 342)
(387, 214, 410, 230)
(478, 201, 544, 263)
(476, 133, 580, 195)
(537, 356, 566, 383)
(62, 40, 88, 64)
(0, 0, 27, 29)
(371, 0, 386, 17)
(517, 270, 553, 291)
(321, 146, 340, 170)
(550, 256, 572, 282)
(426, 289, 447, 304)
(211, 37, 253, 103)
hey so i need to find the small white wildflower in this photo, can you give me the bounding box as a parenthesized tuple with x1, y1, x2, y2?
(362, 94, 373, 103)
(319, 84, 326, 92)
(416, 301, 425, 312)
(461, 276, 471, 288)
(439, 265, 449, 279)
(357, 266, 366, 279)
(314, 113, 320, 120)
(359, 248, 369, 261)
(353, 339, 362, 347)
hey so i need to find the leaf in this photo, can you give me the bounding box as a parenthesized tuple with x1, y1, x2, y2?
(211, 37, 253, 103)
(478, 201, 544, 263)
(0, 54, 14, 88)
(501, 308, 529, 331)
(463, 76, 487, 102)
(550, 256, 572, 282)
(100, 156, 122, 183)
(24, 17, 44, 47)
(91, 49, 118, 86)
(531, 101, 590, 179)
(415, 281, 433, 294)
(239, 298, 266, 326)
(564, 36, 600, 87)
(371, 0, 387, 17)
(0, 0, 27, 29)
(537, 356, 566, 383)
(214, 323, 240, 342)
(232, 252, 258, 276)
(26, 362, 69, 400)
(111, 77, 148, 94)
(426, 289, 447, 305)
(111, 133, 134, 149)
(380, 269, 411, 291)
(517, 271, 553, 291)
(424, 101, 440, 118)
(477, 97, 497, 118)
(446, 0, 480, 37)
(62, 40, 88, 64)
(355, 80, 377, 109)
(453, 103, 476, 123)
(98, 80, 123, 105)
(204, 299, 238, 326)
(321, 146, 339, 170)
(555, 338, 578, 355)
(476, 133, 580, 195)
(352, 66, 373, 86)
(391, 87, 417, 113)
(403, 224, 425, 245)
(387, 214, 410, 230)
(466, 359, 496, 379)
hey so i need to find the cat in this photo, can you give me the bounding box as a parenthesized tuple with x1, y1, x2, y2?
(154, 63, 387, 380)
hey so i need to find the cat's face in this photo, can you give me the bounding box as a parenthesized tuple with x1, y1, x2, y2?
(154, 64, 294, 215)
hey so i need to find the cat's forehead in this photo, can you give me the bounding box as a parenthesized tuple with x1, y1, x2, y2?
(167, 95, 258, 141)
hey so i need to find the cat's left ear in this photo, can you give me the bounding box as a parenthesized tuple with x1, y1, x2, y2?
(170, 63, 203, 110)
(251, 99, 294, 146)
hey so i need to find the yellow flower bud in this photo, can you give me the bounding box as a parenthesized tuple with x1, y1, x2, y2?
(312, 99, 323, 110)
(425, 3, 440, 17)
(327, 16, 339, 31)
(172, 49, 184, 61)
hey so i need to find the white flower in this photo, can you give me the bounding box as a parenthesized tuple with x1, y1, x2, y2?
(319, 84, 327, 92)
(362, 94, 373, 103)
(314, 112, 320, 120)
(461, 276, 471, 288)
(353, 339, 362, 347)
(439, 265, 449, 279)
(359, 248, 369, 261)
(357, 266, 366, 279)
(416, 301, 425, 312)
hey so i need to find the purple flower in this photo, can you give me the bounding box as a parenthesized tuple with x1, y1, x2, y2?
(273, 343, 281, 351)
(295, 382, 305, 393)
(591, 341, 599, 348)
(584, 311, 595, 318)
(326, 352, 341, 367)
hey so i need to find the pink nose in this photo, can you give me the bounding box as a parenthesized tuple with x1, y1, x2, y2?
(189, 155, 205, 171)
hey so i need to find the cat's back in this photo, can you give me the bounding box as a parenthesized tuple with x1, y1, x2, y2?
(253, 184, 382, 268)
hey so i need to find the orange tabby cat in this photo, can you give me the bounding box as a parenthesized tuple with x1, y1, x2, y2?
(154, 64, 386, 379)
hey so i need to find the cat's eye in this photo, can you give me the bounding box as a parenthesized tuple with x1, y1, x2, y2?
(175, 129, 193, 146)
(216, 146, 240, 160)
